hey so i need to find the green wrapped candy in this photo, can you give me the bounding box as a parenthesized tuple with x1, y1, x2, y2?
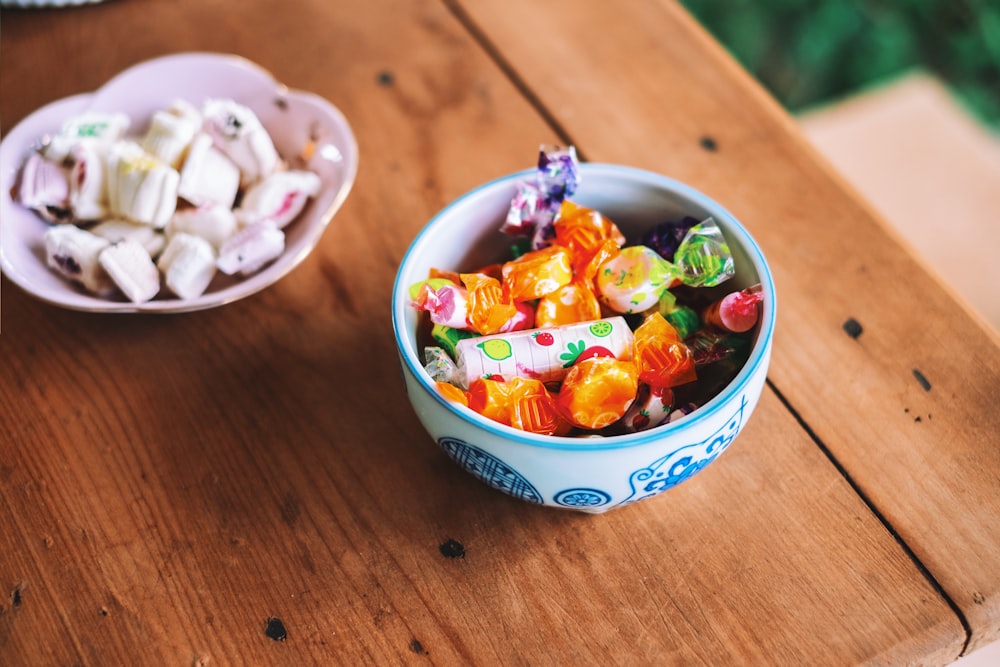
(657, 290, 701, 339)
(673, 218, 734, 288)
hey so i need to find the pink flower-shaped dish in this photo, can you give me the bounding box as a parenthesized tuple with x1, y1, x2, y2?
(0, 52, 358, 313)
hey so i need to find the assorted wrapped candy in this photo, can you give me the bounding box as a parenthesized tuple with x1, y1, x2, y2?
(13, 99, 321, 304)
(502, 145, 580, 247)
(408, 145, 765, 437)
(453, 316, 634, 388)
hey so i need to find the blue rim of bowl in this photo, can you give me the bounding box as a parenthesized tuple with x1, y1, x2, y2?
(391, 163, 777, 452)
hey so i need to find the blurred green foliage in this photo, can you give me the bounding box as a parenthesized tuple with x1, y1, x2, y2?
(681, 0, 1000, 128)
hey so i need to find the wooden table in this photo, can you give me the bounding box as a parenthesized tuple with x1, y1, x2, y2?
(2, 1, 998, 664)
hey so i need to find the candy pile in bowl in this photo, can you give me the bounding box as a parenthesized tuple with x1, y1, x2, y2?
(393, 146, 776, 510)
(406, 147, 764, 437)
(12, 99, 320, 303)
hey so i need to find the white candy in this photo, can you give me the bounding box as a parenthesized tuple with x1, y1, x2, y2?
(16, 152, 71, 223)
(202, 99, 279, 186)
(158, 232, 217, 299)
(43, 225, 115, 295)
(217, 221, 285, 276)
(23, 97, 323, 303)
(68, 140, 109, 221)
(141, 99, 202, 168)
(106, 141, 179, 228)
(177, 133, 240, 208)
(43, 111, 131, 163)
(236, 170, 321, 229)
(91, 218, 166, 257)
(99, 239, 161, 303)
(167, 202, 238, 250)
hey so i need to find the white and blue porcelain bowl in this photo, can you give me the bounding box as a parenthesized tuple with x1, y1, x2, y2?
(392, 164, 776, 513)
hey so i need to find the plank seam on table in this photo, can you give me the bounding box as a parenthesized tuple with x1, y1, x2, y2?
(442, 0, 584, 157)
(768, 378, 973, 658)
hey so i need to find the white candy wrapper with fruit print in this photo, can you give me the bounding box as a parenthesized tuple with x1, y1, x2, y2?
(453, 316, 633, 389)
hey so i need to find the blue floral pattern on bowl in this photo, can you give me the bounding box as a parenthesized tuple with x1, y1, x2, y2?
(620, 394, 747, 506)
(554, 488, 612, 508)
(438, 437, 543, 503)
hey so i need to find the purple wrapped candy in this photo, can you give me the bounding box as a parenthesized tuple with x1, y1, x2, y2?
(530, 214, 558, 250)
(502, 145, 580, 243)
(537, 144, 580, 201)
(640, 215, 698, 261)
(501, 180, 555, 237)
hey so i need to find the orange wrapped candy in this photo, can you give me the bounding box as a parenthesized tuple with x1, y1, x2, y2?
(556, 356, 638, 430)
(467, 376, 513, 425)
(632, 312, 697, 388)
(433, 263, 503, 285)
(534, 280, 602, 328)
(461, 272, 517, 335)
(507, 378, 572, 435)
(436, 381, 469, 407)
(428, 266, 461, 285)
(502, 245, 573, 301)
(576, 237, 620, 283)
(467, 376, 571, 435)
(553, 200, 626, 259)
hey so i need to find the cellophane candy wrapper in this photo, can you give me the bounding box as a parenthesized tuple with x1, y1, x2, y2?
(640, 216, 698, 260)
(537, 145, 580, 201)
(408, 147, 764, 438)
(672, 219, 735, 288)
(501, 145, 580, 242)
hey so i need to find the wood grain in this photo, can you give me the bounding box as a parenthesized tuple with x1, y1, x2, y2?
(0, 0, 977, 663)
(453, 0, 1000, 654)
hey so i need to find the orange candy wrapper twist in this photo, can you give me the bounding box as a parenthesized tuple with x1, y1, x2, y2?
(467, 377, 571, 436)
(633, 312, 697, 388)
(435, 381, 469, 407)
(461, 272, 517, 335)
(553, 200, 626, 258)
(501, 245, 573, 301)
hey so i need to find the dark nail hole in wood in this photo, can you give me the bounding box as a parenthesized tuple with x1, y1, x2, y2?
(265, 616, 287, 641)
(842, 318, 863, 339)
(439, 539, 465, 559)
